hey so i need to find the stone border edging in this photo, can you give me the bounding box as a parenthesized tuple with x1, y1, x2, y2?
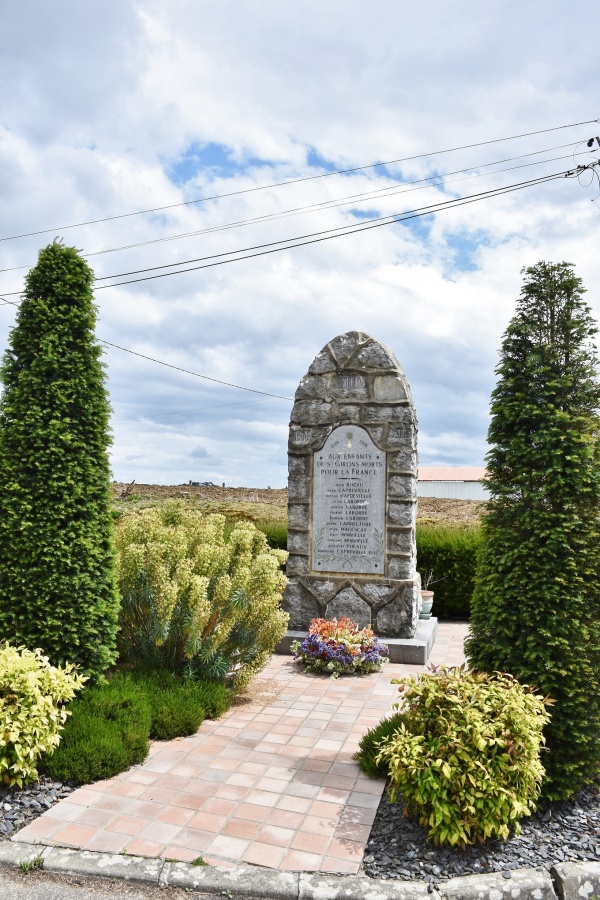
(0, 842, 598, 900)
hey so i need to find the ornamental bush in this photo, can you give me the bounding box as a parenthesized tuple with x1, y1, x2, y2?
(465, 261, 600, 802)
(416, 524, 483, 618)
(0, 643, 86, 787)
(0, 242, 119, 681)
(116, 502, 288, 689)
(291, 617, 389, 678)
(375, 667, 551, 847)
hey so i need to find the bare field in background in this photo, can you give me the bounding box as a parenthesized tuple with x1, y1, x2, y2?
(112, 483, 484, 526)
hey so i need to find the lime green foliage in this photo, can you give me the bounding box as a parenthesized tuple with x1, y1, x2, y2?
(466, 262, 600, 802)
(416, 525, 482, 618)
(43, 673, 151, 783)
(116, 502, 289, 689)
(0, 242, 119, 681)
(353, 713, 404, 778)
(42, 670, 233, 783)
(375, 667, 551, 847)
(0, 643, 86, 787)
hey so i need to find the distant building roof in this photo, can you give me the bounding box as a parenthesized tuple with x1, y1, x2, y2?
(418, 467, 487, 482)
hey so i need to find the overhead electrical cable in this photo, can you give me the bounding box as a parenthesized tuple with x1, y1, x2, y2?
(91, 166, 581, 288)
(99, 341, 293, 400)
(0, 117, 596, 243)
(0, 139, 587, 275)
(0, 139, 588, 276)
(0, 163, 589, 299)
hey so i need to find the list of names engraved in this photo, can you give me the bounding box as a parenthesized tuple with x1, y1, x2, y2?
(311, 425, 386, 575)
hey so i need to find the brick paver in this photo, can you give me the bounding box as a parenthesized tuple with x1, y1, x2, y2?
(14, 622, 468, 874)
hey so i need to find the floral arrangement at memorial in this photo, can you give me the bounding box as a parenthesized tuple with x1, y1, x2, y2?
(291, 616, 389, 678)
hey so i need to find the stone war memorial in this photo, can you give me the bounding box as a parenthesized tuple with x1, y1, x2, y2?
(280, 331, 437, 663)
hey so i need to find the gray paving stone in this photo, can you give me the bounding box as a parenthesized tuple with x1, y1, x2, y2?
(43, 847, 163, 883)
(551, 861, 600, 900)
(440, 867, 556, 900)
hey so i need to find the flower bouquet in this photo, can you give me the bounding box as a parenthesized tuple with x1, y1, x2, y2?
(291, 616, 389, 678)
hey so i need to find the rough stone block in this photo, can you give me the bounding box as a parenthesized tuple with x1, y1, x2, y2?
(388, 556, 417, 579)
(288, 503, 309, 529)
(296, 374, 330, 400)
(373, 374, 410, 402)
(43, 847, 163, 884)
(552, 861, 600, 900)
(282, 581, 320, 627)
(300, 873, 435, 900)
(338, 404, 362, 423)
(286, 554, 309, 575)
(355, 340, 397, 369)
(326, 587, 372, 628)
(288, 475, 309, 501)
(388, 448, 418, 473)
(376, 592, 415, 637)
(292, 399, 335, 425)
(389, 502, 417, 526)
(389, 475, 417, 498)
(329, 331, 363, 367)
(440, 868, 556, 900)
(308, 348, 337, 374)
(387, 529, 415, 553)
(387, 425, 416, 448)
(359, 583, 396, 607)
(287, 530, 309, 553)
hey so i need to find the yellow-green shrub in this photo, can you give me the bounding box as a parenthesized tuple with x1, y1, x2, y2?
(375, 667, 552, 847)
(115, 502, 289, 690)
(0, 643, 86, 787)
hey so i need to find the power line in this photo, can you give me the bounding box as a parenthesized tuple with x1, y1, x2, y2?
(99, 340, 293, 400)
(0, 117, 596, 244)
(92, 166, 577, 289)
(0, 164, 583, 299)
(0, 139, 587, 276)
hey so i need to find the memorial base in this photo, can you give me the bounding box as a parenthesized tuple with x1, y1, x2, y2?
(275, 617, 437, 666)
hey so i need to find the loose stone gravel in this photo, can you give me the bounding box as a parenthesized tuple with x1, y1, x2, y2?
(0, 776, 75, 840)
(362, 779, 600, 883)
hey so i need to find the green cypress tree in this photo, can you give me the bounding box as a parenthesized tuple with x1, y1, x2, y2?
(0, 241, 119, 681)
(466, 261, 600, 802)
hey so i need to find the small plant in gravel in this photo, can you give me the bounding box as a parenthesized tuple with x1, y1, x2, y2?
(19, 855, 43, 874)
(0, 643, 86, 788)
(291, 617, 389, 678)
(373, 666, 552, 847)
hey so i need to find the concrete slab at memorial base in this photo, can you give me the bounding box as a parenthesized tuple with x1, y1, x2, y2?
(276, 618, 438, 665)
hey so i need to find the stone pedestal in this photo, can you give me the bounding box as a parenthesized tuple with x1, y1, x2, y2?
(283, 331, 422, 639)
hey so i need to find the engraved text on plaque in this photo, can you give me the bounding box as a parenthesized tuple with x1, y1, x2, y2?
(311, 425, 386, 575)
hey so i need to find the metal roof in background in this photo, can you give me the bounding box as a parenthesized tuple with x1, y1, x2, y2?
(418, 467, 487, 482)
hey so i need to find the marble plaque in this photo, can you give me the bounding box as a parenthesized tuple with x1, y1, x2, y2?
(311, 426, 386, 575)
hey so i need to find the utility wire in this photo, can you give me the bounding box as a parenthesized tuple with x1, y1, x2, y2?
(99, 340, 293, 400)
(0, 140, 587, 277)
(92, 166, 577, 288)
(0, 117, 597, 243)
(0, 164, 585, 298)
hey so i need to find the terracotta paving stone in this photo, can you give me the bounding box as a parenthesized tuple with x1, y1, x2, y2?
(85, 831, 129, 853)
(12, 623, 468, 873)
(243, 842, 286, 868)
(125, 838, 166, 857)
(105, 815, 148, 835)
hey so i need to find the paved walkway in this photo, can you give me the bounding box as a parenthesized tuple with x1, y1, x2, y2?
(15, 623, 468, 875)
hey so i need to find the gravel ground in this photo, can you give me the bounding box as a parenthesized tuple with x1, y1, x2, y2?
(362, 779, 600, 883)
(0, 777, 75, 840)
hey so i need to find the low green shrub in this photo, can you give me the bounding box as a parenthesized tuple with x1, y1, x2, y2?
(42, 670, 233, 782)
(353, 713, 404, 778)
(416, 524, 483, 618)
(257, 522, 287, 551)
(374, 666, 551, 847)
(116, 502, 289, 689)
(0, 643, 86, 787)
(42, 674, 152, 783)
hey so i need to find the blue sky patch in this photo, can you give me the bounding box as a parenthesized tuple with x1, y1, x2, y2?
(166, 142, 274, 186)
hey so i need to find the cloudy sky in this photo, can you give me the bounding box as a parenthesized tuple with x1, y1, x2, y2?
(1, 1, 598, 486)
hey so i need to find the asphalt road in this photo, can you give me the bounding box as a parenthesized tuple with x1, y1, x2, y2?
(0, 868, 248, 899)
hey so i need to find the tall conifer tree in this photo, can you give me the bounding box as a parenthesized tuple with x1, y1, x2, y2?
(466, 261, 600, 801)
(0, 241, 119, 681)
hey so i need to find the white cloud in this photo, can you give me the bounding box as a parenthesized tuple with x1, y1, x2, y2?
(1, 0, 599, 484)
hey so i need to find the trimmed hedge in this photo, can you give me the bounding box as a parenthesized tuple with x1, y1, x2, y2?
(261, 522, 481, 619)
(416, 524, 483, 619)
(42, 671, 232, 784)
